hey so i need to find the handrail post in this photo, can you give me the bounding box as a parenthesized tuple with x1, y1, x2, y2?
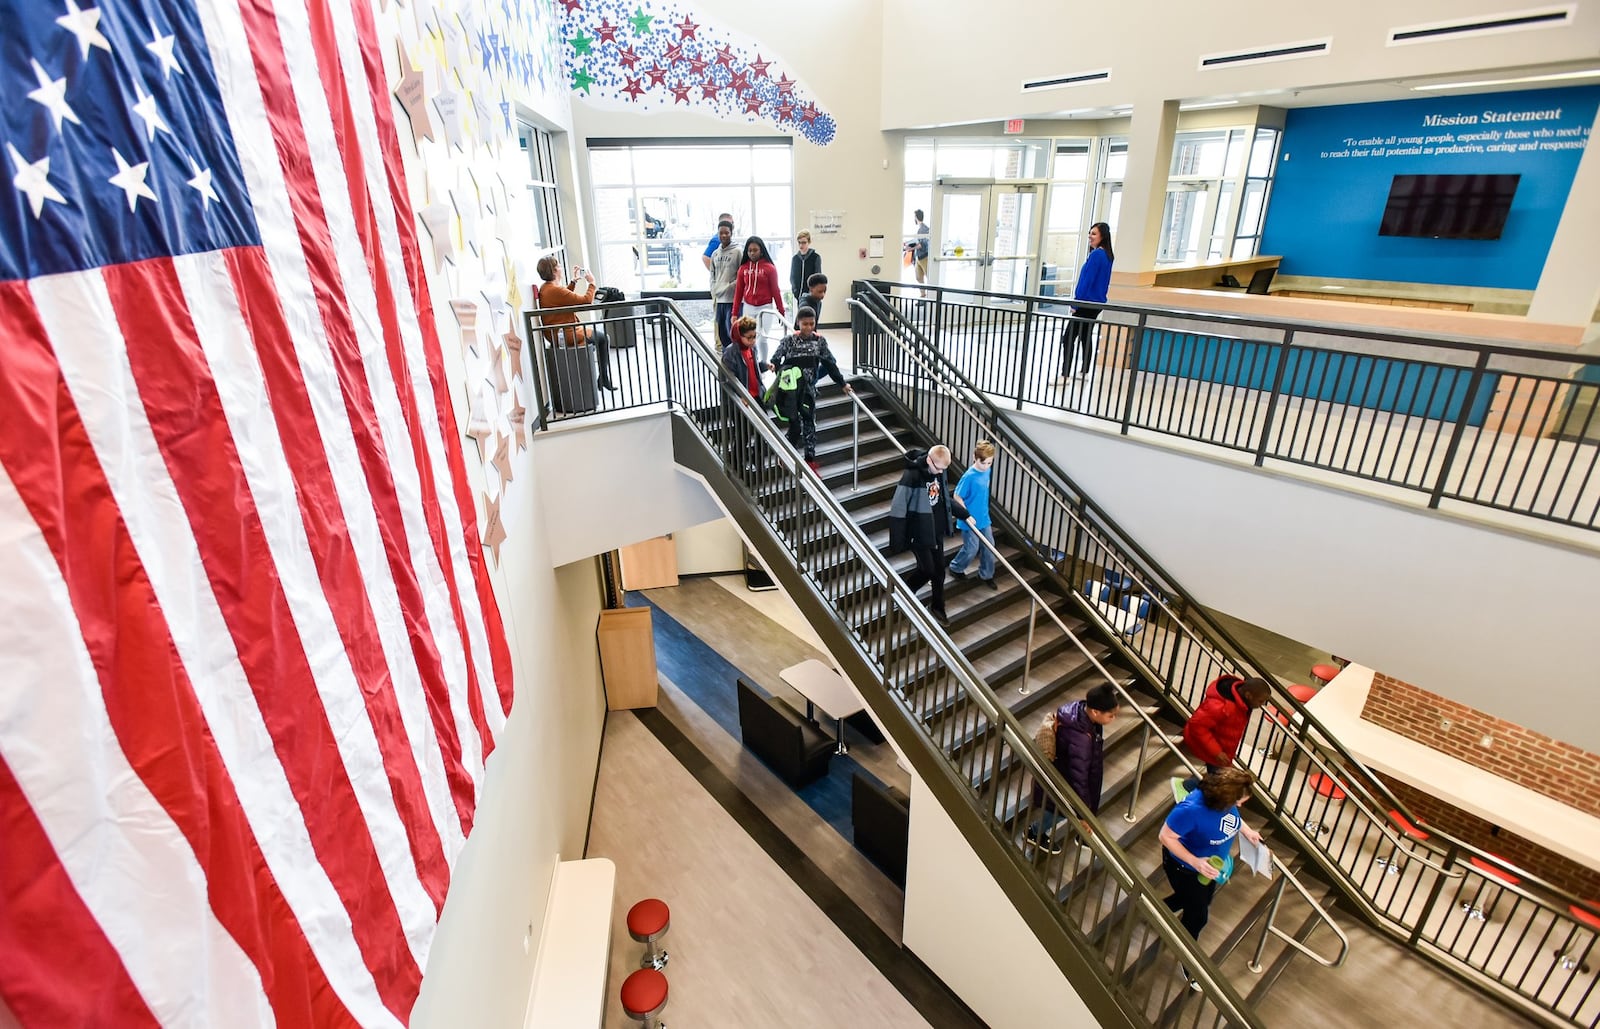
(1118, 311, 1148, 436)
(1015, 297, 1035, 410)
(1428, 350, 1493, 509)
(659, 304, 674, 408)
(1252, 328, 1296, 468)
(1019, 596, 1038, 695)
(1124, 720, 1150, 823)
(851, 400, 861, 492)
(1248, 877, 1290, 973)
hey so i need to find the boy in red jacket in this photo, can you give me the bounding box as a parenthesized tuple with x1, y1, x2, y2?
(1180, 675, 1271, 791)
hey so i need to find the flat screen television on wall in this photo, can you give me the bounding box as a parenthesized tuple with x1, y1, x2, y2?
(1378, 174, 1520, 240)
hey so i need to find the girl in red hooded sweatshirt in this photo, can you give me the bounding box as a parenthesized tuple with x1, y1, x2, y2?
(733, 235, 785, 362)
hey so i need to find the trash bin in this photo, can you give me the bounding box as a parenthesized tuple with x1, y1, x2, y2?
(605, 305, 641, 350)
(544, 343, 597, 414)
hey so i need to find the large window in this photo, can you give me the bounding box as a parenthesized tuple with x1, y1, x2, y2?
(1157, 127, 1279, 263)
(518, 124, 566, 259)
(588, 142, 793, 294)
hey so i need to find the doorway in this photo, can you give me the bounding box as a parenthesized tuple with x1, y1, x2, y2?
(930, 180, 1044, 300)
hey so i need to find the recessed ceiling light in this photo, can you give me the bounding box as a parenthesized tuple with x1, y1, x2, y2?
(1412, 68, 1600, 91)
(1180, 100, 1240, 111)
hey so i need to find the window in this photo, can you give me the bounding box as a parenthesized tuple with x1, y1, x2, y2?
(518, 124, 566, 257)
(587, 141, 794, 294)
(1232, 128, 1280, 259)
(1157, 127, 1279, 263)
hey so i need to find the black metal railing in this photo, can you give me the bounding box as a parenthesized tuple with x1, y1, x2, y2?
(851, 282, 1600, 1028)
(526, 296, 1257, 1027)
(868, 280, 1600, 532)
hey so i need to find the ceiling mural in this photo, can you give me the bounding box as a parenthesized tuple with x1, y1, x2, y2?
(557, 0, 837, 145)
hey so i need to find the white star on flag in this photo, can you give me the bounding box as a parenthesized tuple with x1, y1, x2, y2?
(145, 22, 183, 80)
(27, 59, 81, 132)
(186, 157, 219, 208)
(108, 147, 157, 211)
(8, 143, 69, 218)
(56, 0, 112, 61)
(131, 82, 171, 141)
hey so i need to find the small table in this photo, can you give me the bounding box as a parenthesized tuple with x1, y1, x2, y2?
(779, 659, 865, 755)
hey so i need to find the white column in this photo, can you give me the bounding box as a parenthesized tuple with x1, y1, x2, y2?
(1528, 132, 1600, 338)
(1110, 99, 1179, 286)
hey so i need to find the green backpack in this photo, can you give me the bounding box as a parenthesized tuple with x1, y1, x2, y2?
(764, 365, 804, 425)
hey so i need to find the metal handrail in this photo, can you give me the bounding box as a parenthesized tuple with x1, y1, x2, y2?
(853, 285, 1600, 1024)
(844, 349, 1350, 971)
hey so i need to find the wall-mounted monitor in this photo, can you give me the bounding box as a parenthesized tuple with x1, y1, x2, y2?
(1378, 174, 1520, 240)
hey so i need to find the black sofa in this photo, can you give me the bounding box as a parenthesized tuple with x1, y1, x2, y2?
(736, 678, 834, 788)
(852, 771, 911, 887)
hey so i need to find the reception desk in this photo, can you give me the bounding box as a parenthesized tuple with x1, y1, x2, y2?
(1142, 255, 1282, 291)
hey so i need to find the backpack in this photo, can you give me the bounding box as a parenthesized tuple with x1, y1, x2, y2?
(1034, 709, 1058, 762)
(764, 364, 804, 425)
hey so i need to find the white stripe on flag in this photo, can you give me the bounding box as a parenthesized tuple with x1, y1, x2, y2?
(323, 0, 509, 738)
(171, 250, 467, 863)
(263, 0, 487, 777)
(29, 271, 406, 1029)
(0, 470, 275, 1029)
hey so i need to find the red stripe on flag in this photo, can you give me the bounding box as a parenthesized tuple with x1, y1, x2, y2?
(223, 247, 476, 839)
(100, 258, 423, 1017)
(346, 0, 515, 720)
(299, 0, 492, 765)
(0, 755, 160, 1029)
(0, 280, 358, 1029)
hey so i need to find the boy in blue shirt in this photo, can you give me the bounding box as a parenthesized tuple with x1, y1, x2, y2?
(948, 440, 997, 589)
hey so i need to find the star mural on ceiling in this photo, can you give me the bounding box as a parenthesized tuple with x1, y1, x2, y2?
(558, 0, 837, 145)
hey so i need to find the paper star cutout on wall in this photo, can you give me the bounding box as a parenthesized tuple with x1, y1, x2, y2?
(617, 46, 640, 69)
(675, 16, 697, 39)
(646, 64, 669, 87)
(570, 31, 593, 55)
(509, 393, 528, 450)
(742, 94, 763, 115)
(686, 55, 708, 75)
(629, 7, 652, 34)
(572, 66, 595, 93)
(662, 42, 684, 63)
(419, 203, 457, 270)
(559, 0, 581, 12)
(503, 325, 524, 357)
(393, 44, 434, 141)
(775, 73, 795, 95)
(700, 80, 722, 101)
(747, 54, 771, 78)
(492, 431, 515, 484)
(713, 44, 737, 67)
(481, 491, 507, 562)
(595, 20, 618, 44)
(622, 76, 645, 100)
(801, 102, 819, 123)
(669, 82, 691, 104)
(729, 68, 750, 91)
(775, 101, 795, 122)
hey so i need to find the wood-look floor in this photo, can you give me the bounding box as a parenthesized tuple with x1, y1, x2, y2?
(587, 711, 929, 1028)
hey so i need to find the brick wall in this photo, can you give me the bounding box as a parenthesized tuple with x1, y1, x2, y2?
(1360, 672, 1600, 818)
(1378, 776, 1600, 899)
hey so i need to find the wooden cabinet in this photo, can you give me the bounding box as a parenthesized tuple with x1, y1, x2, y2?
(596, 607, 658, 710)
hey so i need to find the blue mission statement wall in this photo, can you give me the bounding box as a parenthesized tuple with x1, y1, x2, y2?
(1259, 86, 1600, 290)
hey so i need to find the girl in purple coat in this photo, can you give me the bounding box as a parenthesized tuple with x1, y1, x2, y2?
(1026, 684, 1121, 852)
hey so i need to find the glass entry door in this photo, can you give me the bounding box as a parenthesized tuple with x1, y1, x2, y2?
(932, 181, 1043, 300)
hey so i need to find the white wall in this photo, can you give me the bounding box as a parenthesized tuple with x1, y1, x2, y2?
(903, 775, 1099, 1027)
(674, 516, 746, 575)
(1011, 411, 1600, 752)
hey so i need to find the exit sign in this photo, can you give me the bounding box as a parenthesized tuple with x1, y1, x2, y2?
(1004, 118, 1025, 134)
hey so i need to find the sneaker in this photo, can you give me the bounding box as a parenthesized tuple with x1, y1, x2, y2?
(1180, 966, 1203, 992)
(805, 458, 821, 474)
(1170, 777, 1192, 803)
(948, 567, 968, 580)
(981, 577, 998, 590)
(932, 609, 951, 628)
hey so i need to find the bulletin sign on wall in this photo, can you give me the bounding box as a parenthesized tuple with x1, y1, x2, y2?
(1259, 85, 1599, 290)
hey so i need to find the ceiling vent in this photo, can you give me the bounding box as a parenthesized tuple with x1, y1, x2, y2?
(1198, 39, 1330, 71)
(1021, 68, 1112, 93)
(1389, 5, 1575, 45)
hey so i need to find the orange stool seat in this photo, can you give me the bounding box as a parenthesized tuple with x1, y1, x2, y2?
(1311, 664, 1341, 685)
(1388, 810, 1429, 840)
(1559, 903, 1600, 972)
(1462, 855, 1519, 922)
(1469, 855, 1521, 886)
(1288, 683, 1319, 703)
(1573, 903, 1600, 931)
(627, 898, 670, 970)
(1309, 773, 1346, 800)
(1376, 809, 1430, 876)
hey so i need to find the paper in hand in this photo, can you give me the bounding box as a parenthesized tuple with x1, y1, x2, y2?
(1239, 835, 1273, 878)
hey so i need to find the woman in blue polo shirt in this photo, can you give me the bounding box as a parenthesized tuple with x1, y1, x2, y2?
(1159, 767, 1262, 945)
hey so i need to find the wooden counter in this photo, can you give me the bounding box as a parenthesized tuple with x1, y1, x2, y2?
(1127, 255, 1282, 291)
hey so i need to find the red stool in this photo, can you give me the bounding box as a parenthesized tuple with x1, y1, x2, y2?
(1557, 903, 1600, 972)
(620, 968, 668, 1029)
(1311, 664, 1341, 685)
(1375, 809, 1429, 876)
(1463, 855, 1521, 922)
(1266, 685, 1320, 756)
(1303, 773, 1346, 835)
(627, 898, 670, 970)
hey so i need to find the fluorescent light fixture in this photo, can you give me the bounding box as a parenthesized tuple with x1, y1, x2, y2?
(1322, 285, 1346, 290)
(1412, 68, 1600, 90)
(1180, 100, 1240, 111)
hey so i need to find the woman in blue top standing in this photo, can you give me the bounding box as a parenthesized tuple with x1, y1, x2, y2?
(1059, 222, 1114, 383)
(1159, 767, 1262, 955)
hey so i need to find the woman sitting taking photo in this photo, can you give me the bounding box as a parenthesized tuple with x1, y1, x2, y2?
(535, 256, 615, 391)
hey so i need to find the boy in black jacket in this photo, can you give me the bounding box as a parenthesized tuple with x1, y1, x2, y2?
(769, 307, 851, 471)
(887, 444, 968, 626)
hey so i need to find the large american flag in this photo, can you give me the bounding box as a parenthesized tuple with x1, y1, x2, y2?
(0, 0, 514, 1025)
